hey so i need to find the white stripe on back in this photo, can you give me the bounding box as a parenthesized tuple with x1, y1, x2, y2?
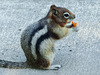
(31, 25, 48, 59)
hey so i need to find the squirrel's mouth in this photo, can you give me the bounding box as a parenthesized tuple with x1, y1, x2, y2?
(67, 19, 73, 23)
(66, 19, 73, 26)
(59, 19, 73, 27)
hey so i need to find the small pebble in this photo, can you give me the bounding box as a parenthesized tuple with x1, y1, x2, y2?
(69, 50, 72, 52)
(68, 46, 70, 47)
(16, 55, 18, 57)
(19, 29, 21, 31)
(58, 49, 60, 50)
(2, 53, 4, 55)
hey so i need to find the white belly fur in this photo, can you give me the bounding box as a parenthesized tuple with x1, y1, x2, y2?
(39, 38, 55, 64)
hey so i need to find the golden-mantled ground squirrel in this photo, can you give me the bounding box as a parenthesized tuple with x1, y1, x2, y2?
(0, 5, 77, 70)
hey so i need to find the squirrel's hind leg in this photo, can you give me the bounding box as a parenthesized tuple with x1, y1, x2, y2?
(37, 52, 61, 70)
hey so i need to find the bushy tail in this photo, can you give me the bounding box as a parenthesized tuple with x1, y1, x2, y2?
(0, 60, 30, 69)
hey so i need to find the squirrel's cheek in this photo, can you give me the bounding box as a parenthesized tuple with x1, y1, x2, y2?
(60, 20, 68, 27)
(51, 14, 56, 21)
(59, 22, 66, 27)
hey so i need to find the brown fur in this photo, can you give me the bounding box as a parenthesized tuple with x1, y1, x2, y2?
(47, 5, 75, 27)
(49, 31, 60, 40)
(35, 56, 50, 69)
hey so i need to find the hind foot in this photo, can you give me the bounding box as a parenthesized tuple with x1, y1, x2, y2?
(48, 65, 62, 70)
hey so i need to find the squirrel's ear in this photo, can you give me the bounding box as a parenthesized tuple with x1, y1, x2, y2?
(47, 5, 56, 17)
(50, 5, 58, 16)
(50, 5, 56, 9)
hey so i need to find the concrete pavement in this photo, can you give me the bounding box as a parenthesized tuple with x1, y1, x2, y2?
(0, 0, 100, 75)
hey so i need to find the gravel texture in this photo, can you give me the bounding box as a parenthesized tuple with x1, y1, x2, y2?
(0, 0, 100, 75)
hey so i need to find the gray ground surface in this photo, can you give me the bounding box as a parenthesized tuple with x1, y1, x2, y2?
(0, 0, 100, 75)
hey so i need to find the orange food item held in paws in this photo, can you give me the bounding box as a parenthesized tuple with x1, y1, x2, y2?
(72, 21, 77, 27)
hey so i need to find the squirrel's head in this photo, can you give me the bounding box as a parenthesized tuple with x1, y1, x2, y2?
(47, 5, 75, 27)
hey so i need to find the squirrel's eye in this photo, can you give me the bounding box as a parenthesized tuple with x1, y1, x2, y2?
(52, 9, 57, 16)
(64, 12, 70, 19)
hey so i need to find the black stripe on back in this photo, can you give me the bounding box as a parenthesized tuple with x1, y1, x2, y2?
(28, 25, 44, 46)
(35, 32, 50, 56)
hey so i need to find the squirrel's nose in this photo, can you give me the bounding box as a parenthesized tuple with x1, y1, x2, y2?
(71, 15, 75, 19)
